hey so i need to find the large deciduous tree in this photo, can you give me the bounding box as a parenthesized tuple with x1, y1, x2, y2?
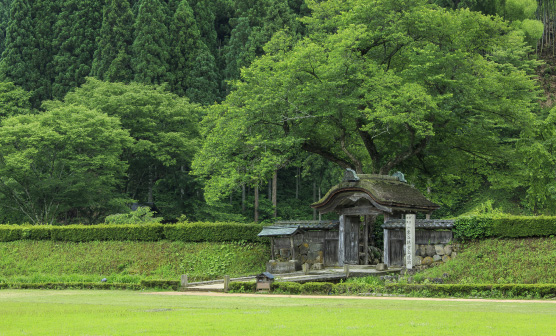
(0, 105, 132, 224)
(194, 0, 540, 206)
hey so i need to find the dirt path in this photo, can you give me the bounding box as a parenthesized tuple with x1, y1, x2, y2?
(144, 291, 556, 304)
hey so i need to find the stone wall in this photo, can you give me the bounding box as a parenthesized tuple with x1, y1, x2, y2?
(412, 243, 460, 270)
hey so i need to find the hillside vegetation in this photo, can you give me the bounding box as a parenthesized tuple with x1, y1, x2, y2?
(0, 241, 268, 284)
(414, 238, 556, 284)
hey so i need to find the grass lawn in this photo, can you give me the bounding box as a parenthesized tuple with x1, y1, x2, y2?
(1, 290, 556, 335)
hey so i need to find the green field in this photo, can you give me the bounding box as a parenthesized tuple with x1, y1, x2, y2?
(1, 290, 556, 335)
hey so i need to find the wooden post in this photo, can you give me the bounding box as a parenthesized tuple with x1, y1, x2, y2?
(271, 237, 276, 260)
(180, 274, 188, 288)
(364, 215, 369, 265)
(338, 215, 345, 266)
(290, 236, 296, 260)
(224, 275, 230, 292)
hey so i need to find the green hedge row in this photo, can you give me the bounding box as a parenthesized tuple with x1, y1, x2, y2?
(453, 215, 556, 240)
(229, 281, 556, 298)
(385, 283, 556, 298)
(0, 280, 180, 291)
(0, 222, 264, 243)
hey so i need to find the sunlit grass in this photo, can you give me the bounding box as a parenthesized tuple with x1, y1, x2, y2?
(1, 290, 556, 335)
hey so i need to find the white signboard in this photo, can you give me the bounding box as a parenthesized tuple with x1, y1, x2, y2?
(405, 214, 416, 269)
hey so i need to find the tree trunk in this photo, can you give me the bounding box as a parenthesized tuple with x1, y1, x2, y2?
(254, 184, 259, 223)
(272, 170, 277, 218)
(241, 183, 246, 212)
(313, 180, 317, 220)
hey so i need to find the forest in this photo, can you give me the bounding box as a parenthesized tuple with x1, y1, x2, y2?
(0, 0, 555, 224)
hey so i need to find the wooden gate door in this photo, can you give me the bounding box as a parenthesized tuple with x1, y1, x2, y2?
(388, 229, 404, 266)
(324, 239, 338, 266)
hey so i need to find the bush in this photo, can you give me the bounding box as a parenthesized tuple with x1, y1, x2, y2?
(385, 283, 556, 298)
(163, 222, 264, 242)
(271, 282, 302, 294)
(228, 281, 257, 292)
(50, 224, 163, 242)
(0, 222, 265, 243)
(454, 215, 556, 240)
(139, 280, 180, 290)
(301, 282, 334, 294)
(2, 282, 141, 290)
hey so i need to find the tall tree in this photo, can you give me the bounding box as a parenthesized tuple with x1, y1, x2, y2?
(194, 0, 541, 208)
(0, 104, 132, 224)
(132, 0, 170, 84)
(0, 0, 12, 56)
(52, 0, 104, 99)
(90, 0, 134, 83)
(0, 0, 57, 106)
(169, 0, 218, 104)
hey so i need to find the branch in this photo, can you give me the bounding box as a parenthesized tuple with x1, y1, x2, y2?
(340, 130, 363, 174)
(301, 141, 353, 170)
(356, 118, 382, 173)
(379, 135, 431, 175)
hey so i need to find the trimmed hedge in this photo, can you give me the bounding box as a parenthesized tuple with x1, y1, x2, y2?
(0, 282, 142, 290)
(385, 283, 556, 298)
(454, 215, 556, 240)
(140, 280, 180, 290)
(0, 222, 264, 243)
(163, 222, 263, 242)
(229, 281, 556, 298)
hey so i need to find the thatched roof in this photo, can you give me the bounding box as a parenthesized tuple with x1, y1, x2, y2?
(312, 173, 440, 214)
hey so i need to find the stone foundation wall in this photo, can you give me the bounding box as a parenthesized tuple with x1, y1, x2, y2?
(412, 243, 459, 270)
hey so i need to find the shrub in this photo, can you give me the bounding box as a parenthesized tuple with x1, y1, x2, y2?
(139, 280, 180, 290)
(163, 222, 264, 242)
(0, 225, 22, 242)
(271, 282, 302, 294)
(301, 282, 334, 294)
(228, 281, 257, 292)
(453, 215, 556, 240)
(50, 224, 163, 242)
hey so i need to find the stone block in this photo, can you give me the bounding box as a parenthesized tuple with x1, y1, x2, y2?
(419, 245, 427, 256)
(376, 263, 388, 271)
(444, 245, 453, 255)
(414, 255, 423, 266)
(312, 263, 324, 270)
(422, 256, 433, 265)
(425, 245, 436, 257)
(442, 255, 451, 263)
(433, 254, 442, 262)
(435, 245, 445, 256)
(451, 252, 457, 259)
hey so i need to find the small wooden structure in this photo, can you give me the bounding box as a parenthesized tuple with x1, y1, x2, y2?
(256, 272, 275, 291)
(258, 170, 443, 271)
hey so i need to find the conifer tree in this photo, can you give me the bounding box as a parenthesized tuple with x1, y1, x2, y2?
(0, 0, 12, 56)
(52, 0, 104, 99)
(170, 0, 218, 103)
(90, 0, 134, 83)
(132, 0, 170, 84)
(0, 0, 41, 104)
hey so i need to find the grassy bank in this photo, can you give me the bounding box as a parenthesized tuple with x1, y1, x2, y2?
(0, 240, 268, 284)
(413, 237, 556, 284)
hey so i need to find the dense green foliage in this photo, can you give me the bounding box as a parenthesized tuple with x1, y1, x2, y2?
(0, 240, 268, 283)
(0, 0, 555, 223)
